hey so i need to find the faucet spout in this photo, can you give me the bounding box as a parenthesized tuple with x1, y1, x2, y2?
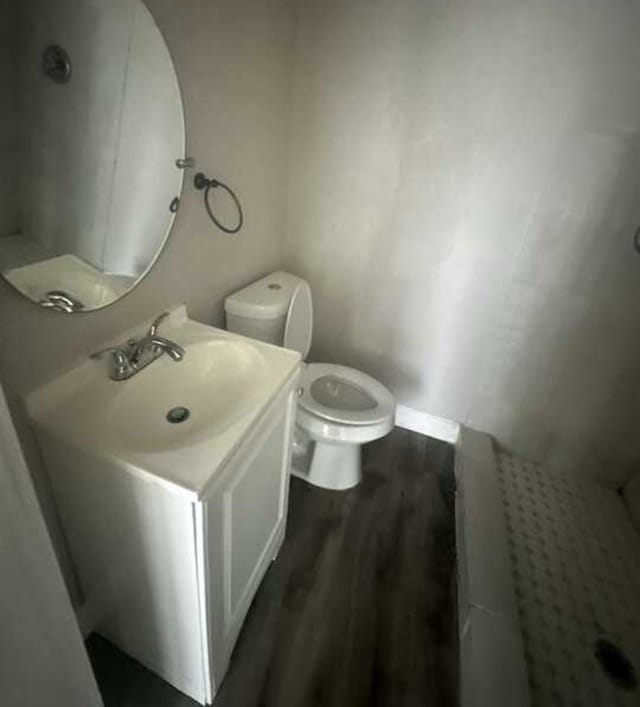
(93, 312, 185, 380)
(148, 312, 170, 338)
(150, 336, 185, 361)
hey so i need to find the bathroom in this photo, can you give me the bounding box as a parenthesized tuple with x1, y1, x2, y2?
(1, 0, 639, 705)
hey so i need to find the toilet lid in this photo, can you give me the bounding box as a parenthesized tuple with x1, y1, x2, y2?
(284, 281, 313, 358)
(298, 363, 396, 426)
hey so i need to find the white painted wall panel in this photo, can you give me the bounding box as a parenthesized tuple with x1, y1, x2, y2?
(0, 381, 102, 707)
(0, 0, 20, 236)
(285, 0, 640, 483)
(18, 0, 134, 266)
(102, 1, 184, 278)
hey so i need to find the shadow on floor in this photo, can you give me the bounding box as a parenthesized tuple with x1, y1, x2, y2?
(88, 428, 458, 707)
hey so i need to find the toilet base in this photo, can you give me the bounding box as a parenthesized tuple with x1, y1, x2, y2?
(292, 439, 362, 491)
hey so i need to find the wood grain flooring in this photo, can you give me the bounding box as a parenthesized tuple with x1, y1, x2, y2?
(87, 428, 458, 707)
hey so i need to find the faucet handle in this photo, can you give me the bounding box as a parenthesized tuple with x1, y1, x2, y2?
(110, 349, 135, 379)
(90, 345, 126, 360)
(90, 346, 135, 380)
(148, 311, 170, 337)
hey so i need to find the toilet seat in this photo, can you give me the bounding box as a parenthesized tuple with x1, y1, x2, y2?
(224, 271, 397, 490)
(298, 363, 395, 426)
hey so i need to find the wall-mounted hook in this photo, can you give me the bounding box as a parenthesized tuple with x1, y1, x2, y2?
(176, 157, 195, 170)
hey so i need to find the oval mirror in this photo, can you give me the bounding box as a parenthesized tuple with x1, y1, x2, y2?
(0, 0, 185, 312)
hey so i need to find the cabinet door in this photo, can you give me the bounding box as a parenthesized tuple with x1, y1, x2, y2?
(203, 387, 295, 694)
(38, 428, 206, 704)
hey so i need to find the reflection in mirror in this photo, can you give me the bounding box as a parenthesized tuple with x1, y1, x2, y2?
(0, 0, 185, 312)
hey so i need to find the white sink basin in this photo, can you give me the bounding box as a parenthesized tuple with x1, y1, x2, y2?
(27, 307, 301, 498)
(112, 339, 268, 452)
(4, 253, 131, 308)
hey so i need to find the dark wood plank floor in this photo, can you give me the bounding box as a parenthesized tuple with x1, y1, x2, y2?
(87, 428, 458, 707)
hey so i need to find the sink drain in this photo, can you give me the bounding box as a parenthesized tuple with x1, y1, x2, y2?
(166, 406, 190, 424)
(595, 638, 637, 690)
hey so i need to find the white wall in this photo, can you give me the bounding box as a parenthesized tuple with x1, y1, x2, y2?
(18, 0, 183, 279)
(0, 0, 19, 236)
(102, 0, 184, 278)
(0, 0, 295, 590)
(19, 0, 134, 266)
(285, 0, 640, 483)
(0, 381, 102, 707)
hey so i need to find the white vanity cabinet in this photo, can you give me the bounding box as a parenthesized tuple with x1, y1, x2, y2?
(28, 314, 301, 705)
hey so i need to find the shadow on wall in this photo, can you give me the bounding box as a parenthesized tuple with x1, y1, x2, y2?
(299, 137, 640, 486)
(316, 134, 640, 484)
(284, 0, 640, 485)
(513, 138, 640, 484)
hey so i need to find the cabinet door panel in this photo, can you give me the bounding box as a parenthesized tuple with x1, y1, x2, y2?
(204, 387, 295, 692)
(226, 418, 285, 622)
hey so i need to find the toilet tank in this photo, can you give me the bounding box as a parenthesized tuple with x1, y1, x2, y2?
(224, 271, 311, 352)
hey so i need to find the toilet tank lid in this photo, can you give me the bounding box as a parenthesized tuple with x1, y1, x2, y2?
(224, 271, 307, 320)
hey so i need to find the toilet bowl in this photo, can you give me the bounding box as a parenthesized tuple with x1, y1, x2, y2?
(224, 271, 396, 490)
(293, 363, 395, 489)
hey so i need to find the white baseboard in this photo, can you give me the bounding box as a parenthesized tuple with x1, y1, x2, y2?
(394, 405, 460, 443)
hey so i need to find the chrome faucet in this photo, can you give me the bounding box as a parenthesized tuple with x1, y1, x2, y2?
(91, 312, 185, 381)
(129, 312, 185, 365)
(39, 290, 84, 313)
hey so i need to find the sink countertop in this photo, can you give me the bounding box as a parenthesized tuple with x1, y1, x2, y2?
(26, 306, 301, 500)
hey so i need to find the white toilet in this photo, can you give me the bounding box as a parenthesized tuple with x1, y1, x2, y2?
(224, 271, 396, 490)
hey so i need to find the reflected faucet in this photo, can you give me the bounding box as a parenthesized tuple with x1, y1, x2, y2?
(91, 312, 185, 381)
(39, 290, 84, 313)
